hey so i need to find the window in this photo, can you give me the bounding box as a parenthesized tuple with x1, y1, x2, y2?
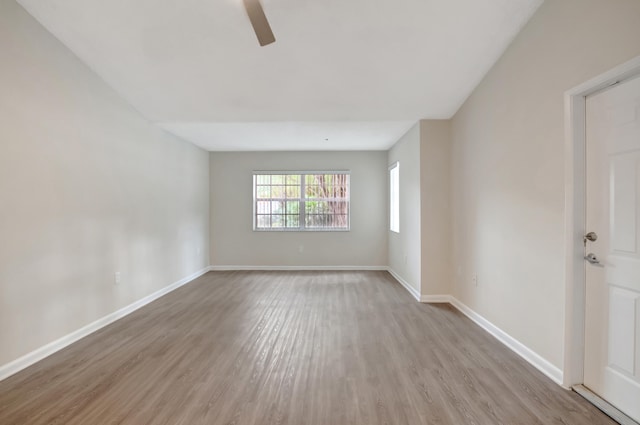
(389, 162, 399, 233)
(253, 171, 350, 231)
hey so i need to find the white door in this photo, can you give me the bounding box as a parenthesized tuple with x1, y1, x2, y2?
(584, 74, 640, 423)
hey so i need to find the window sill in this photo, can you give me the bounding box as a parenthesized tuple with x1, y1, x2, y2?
(253, 228, 351, 232)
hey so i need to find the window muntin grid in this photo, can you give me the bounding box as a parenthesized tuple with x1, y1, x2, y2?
(253, 172, 350, 231)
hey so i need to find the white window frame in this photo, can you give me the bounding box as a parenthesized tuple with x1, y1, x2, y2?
(389, 162, 399, 233)
(253, 170, 351, 232)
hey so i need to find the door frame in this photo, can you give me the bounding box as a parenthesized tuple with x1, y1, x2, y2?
(563, 55, 640, 388)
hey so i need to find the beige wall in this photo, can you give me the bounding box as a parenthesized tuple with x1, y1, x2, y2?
(387, 120, 452, 298)
(450, 0, 640, 369)
(0, 0, 210, 367)
(209, 151, 388, 267)
(420, 120, 452, 296)
(388, 124, 421, 292)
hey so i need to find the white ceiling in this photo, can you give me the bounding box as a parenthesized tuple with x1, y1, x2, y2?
(18, 0, 543, 151)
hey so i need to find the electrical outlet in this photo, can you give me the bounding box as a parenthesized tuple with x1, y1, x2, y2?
(115, 272, 121, 285)
(472, 274, 478, 287)
(299, 245, 304, 253)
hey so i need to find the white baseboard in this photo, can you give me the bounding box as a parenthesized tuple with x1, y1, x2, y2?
(0, 266, 210, 382)
(209, 265, 388, 271)
(383, 272, 563, 386)
(387, 268, 421, 301)
(421, 294, 453, 303)
(3, 267, 564, 390)
(448, 297, 563, 385)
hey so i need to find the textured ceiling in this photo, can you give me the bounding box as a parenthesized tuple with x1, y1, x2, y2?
(18, 0, 543, 151)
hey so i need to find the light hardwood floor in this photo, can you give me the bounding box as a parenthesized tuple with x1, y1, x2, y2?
(0, 271, 614, 424)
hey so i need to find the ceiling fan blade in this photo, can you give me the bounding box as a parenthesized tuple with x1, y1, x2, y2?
(243, 0, 276, 46)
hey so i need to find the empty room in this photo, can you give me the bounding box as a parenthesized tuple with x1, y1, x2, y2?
(1, 0, 640, 423)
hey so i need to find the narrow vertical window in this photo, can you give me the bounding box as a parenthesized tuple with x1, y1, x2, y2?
(389, 162, 399, 233)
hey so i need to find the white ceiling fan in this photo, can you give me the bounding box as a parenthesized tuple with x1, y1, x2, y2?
(242, 0, 276, 46)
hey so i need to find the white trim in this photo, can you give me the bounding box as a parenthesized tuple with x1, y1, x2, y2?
(573, 385, 640, 425)
(209, 265, 388, 271)
(420, 294, 453, 303)
(449, 297, 564, 385)
(1, 265, 565, 390)
(0, 267, 210, 382)
(563, 82, 587, 389)
(387, 268, 420, 301)
(217, 263, 565, 387)
(563, 55, 640, 389)
(384, 270, 564, 385)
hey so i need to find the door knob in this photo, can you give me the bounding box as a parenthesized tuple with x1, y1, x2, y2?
(584, 253, 600, 265)
(584, 232, 598, 242)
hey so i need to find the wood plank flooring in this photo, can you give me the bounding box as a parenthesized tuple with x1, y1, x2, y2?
(0, 271, 614, 424)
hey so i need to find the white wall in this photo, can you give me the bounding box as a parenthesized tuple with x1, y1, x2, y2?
(388, 124, 421, 292)
(450, 0, 640, 369)
(210, 151, 388, 267)
(420, 121, 452, 296)
(0, 0, 210, 367)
